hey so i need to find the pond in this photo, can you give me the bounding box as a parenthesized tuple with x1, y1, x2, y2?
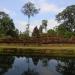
(0, 55, 75, 75)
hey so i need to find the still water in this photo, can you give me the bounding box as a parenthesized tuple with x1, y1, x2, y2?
(0, 56, 75, 75)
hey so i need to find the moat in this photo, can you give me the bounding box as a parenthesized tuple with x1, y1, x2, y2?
(0, 55, 75, 75)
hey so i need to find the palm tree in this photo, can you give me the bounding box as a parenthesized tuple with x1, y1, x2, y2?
(22, 1, 39, 36)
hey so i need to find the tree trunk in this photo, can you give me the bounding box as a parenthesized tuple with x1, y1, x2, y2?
(26, 16, 30, 36)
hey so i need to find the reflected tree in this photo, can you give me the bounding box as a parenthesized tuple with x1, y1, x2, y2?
(56, 58, 75, 75)
(42, 58, 49, 67)
(0, 56, 15, 75)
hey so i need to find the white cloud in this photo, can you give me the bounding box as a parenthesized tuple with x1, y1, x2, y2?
(0, 8, 16, 18)
(15, 21, 37, 35)
(15, 21, 27, 32)
(39, 3, 64, 14)
(15, 19, 59, 33)
(48, 19, 59, 30)
(40, 3, 58, 13)
(29, 0, 64, 14)
(15, 20, 40, 33)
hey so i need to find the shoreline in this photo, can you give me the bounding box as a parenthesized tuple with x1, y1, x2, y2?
(0, 44, 75, 57)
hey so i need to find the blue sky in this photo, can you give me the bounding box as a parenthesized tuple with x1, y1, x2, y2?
(0, 0, 75, 32)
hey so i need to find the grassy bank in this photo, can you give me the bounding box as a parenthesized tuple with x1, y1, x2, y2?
(0, 44, 75, 57)
(0, 43, 75, 50)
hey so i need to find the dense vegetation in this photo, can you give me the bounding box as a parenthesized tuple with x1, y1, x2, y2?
(0, 12, 19, 38)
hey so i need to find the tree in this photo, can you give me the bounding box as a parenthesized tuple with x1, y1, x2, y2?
(22, 1, 39, 36)
(55, 25, 67, 37)
(0, 55, 14, 75)
(42, 58, 49, 67)
(6, 29, 19, 38)
(55, 24, 73, 38)
(56, 58, 75, 75)
(47, 29, 56, 36)
(32, 26, 40, 37)
(0, 11, 8, 19)
(19, 31, 30, 39)
(0, 11, 18, 38)
(56, 5, 75, 32)
(42, 20, 48, 32)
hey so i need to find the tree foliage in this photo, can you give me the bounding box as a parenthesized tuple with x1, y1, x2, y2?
(55, 25, 74, 38)
(22, 2, 39, 19)
(0, 11, 18, 38)
(56, 59, 75, 75)
(56, 5, 75, 32)
(47, 29, 56, 36)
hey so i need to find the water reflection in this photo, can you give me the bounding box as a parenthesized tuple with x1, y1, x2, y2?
(41, 58, 49, 67)
(22, 57, 39, 75)
(56, 58, 75, 75)
(0, 56, 15, 75)
(32, 57, 39, 66)
(22, 69, 39, 75)
(0, 55, 75, 75)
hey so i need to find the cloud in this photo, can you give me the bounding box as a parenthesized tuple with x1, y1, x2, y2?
(0, 8, 16, 18)
(48, 19, 59, 30)
(40, 3, 58, 13)
(15, 19, 59, 33)
(15, 20, 40, 33)
(39, 3, 64, 14)
(29, 0, 64, 14)
(15, 21, 27, 32)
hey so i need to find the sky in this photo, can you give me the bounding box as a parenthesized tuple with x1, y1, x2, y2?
(0, 0, 75, 33)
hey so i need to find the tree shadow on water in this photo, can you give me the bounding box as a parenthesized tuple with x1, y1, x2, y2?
(0, 55, 15, 75)
(56, 58, 75, 75)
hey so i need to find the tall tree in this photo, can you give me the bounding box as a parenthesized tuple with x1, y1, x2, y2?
(56, 5, 75, 32)
(22, 1, 39, 36)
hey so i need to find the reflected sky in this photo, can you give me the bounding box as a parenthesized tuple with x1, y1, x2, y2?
(0, 56, 74, 75)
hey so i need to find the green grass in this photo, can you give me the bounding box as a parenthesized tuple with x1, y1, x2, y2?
(0, 43, 75, 57)
(0, 43, 75, 50)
